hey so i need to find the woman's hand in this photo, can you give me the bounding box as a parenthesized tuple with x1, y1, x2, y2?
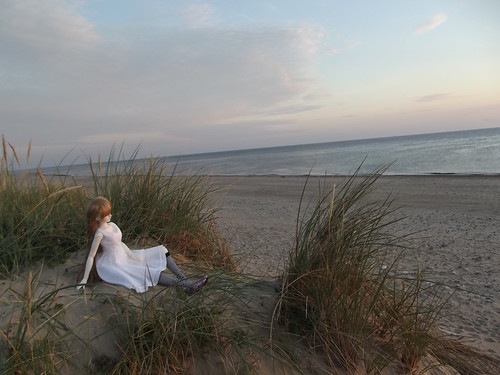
(76, 279, 86, 290)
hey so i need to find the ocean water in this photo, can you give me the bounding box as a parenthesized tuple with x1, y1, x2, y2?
(160, 127, 500, 176)
(46, 127, 500, 176)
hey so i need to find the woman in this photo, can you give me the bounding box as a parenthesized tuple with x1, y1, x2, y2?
(77, 196, 208, 293)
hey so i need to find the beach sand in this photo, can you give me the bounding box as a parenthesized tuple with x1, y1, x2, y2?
(0, 174, 498, 372)
(210, 175, 500, 361)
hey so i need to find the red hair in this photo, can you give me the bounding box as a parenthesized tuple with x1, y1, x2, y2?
(86, 196, 112, 240)
(78, 196, 112, 283)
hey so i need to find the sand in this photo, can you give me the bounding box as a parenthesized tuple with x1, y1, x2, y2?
(0, 174, 498, 372)
(210, 175, 500, 360)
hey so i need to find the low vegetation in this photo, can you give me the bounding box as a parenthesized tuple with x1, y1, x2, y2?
(1, 137, 498, 374)
(276, 167, 499, 373)
(0, 139, 233, 275)
(86, 145, 234, 271)
(0, 136, 87, 274)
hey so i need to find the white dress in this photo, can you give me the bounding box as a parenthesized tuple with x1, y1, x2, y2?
(95, 222, 167, 293)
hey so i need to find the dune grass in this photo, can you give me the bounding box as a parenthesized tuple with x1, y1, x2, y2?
(2, 268, 299, 375)
(0, 269, 82, 374)
(0, 136, 87, 274)
(276, 167, 500, 374)
(87, 145, 234, 271)
(0, 139, 233, 276)
(96, 273, 299, 375)
(0, 139, 240, 373)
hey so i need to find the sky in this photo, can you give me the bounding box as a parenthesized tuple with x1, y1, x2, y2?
(1, 0, 499, 166)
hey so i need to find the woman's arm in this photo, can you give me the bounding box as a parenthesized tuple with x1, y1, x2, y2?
(76, 232, 104, 290)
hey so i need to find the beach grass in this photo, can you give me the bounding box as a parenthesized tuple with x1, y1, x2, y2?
(0, 139, 240, 373)
(0, 136, 87, 274)
(2, 268, 299, 374)
(87, 144, 234, 271)
(0, 139, 233, 276)
(99, 272, 298, 375)
(276, 166, 499, 374)
(0, 269, 82, 374)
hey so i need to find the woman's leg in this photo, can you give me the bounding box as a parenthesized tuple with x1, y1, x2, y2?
(158, 273, 209, 291)
(165, 254, 187, 280)
(158, 273, 191, 287)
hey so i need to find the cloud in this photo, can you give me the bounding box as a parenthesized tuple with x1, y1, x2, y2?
(0, 0, 98, 57)
(80, 131, 171, 145)
(327, 40, 360, 56)
(0, 1, 327, 162)
(182, 3, 215, 28)
(260, 104, 322, 116)
(294, 24, 326, 56)
(414, 13, 447, 35)
(416, 93, 454, 102)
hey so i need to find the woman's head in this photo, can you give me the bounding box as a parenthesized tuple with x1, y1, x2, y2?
(86, 196, 112, 236)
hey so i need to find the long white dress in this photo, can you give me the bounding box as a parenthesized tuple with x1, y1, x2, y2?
(95, 222, 167, 293)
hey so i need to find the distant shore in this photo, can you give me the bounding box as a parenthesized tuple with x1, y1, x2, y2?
(210, 174, 500, 360)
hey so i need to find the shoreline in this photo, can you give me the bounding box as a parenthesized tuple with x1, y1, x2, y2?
(40, 171, 500, 178)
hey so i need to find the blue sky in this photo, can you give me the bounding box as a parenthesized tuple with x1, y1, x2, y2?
(1, 0, 499, 166)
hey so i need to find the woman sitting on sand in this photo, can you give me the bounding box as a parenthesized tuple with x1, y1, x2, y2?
(77, 196, 208, 293)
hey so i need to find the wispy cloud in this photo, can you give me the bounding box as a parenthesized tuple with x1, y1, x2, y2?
(182, 3, 215, 28)
(414, 13, 448, 36)
(294, 24, 326, 56)
(0, 0, 98, 51)
(327, 40, 360, 56)
(416, 93, 454, 102)
(259, 103, 321, 116)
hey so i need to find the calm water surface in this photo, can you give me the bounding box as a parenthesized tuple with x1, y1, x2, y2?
(45, 127, 500, 176)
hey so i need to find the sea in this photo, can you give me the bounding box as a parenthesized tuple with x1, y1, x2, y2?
(46, 127, 500, 177)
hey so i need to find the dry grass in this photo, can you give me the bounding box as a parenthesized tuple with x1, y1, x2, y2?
(276, 167, 500, 374)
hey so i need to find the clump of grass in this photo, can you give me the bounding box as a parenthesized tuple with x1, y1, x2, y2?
(276, 166, 499, 373)
(428, 337, 500, 374)
(111, 291, 222, 374)
(0, 269, 79, 374)
(96, 273, 297, 375)
(87, 145, 234, 271)
(0, 137, 87, 274)
(1, 138, 232, 274)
